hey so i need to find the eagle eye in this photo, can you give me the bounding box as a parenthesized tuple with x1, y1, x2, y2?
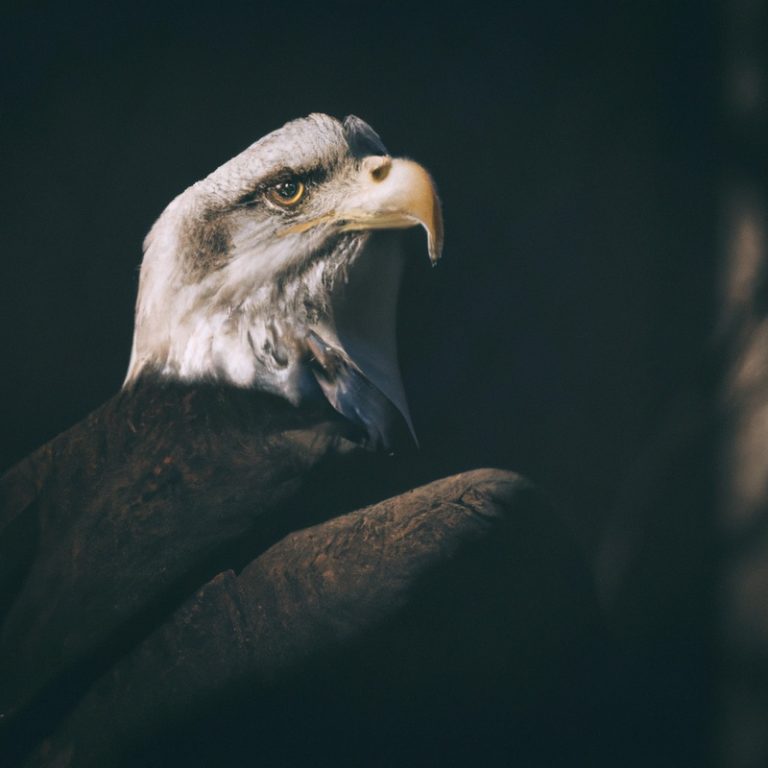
(266, 179, 306, 207)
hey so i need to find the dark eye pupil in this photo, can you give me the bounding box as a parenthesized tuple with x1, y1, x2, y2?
(276, 182, 297, 198)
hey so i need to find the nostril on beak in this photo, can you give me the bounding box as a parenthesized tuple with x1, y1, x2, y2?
(363, 155, 392, 182)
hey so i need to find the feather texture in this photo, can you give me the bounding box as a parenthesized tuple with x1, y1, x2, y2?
(125, 113, 441, 448)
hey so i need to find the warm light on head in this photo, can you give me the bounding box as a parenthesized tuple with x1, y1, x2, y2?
(124, 113, 442, 448)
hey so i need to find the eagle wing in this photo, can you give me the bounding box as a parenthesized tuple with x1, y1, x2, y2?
(0, 382, 367, 746)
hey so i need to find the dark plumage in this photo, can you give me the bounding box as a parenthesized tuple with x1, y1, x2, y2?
(0, 382, 367, 750)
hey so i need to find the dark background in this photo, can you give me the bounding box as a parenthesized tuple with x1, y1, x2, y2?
(2, 1, 764, 765)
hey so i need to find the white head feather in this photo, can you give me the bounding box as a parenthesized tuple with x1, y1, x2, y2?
(125, 114, 442, 446)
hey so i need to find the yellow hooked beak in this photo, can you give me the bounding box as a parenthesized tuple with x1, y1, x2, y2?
(280, 156, 444, 263)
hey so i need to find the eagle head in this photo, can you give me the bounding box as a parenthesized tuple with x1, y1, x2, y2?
(124, 114, 443, 449)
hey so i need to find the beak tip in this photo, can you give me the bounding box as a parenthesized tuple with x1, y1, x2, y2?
(428, 240, 442, 265)
(428, 197, 444, 265)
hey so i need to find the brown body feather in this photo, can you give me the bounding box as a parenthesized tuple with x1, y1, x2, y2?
(0, 380, 370, 754)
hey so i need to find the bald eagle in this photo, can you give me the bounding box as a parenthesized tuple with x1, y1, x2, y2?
(0, 114, 442, 752)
